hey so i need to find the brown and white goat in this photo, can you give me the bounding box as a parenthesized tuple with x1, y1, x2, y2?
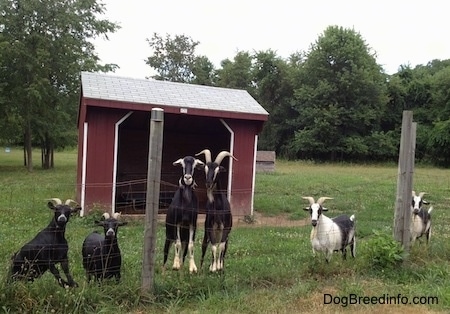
(411, 191, 433, 244)
(303, 196, 356, 262)
(196, 149, 236, 272)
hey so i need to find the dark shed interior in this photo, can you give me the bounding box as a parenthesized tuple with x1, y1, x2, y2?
(115, 111, 232, 214)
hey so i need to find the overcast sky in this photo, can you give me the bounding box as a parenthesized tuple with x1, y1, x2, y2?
(93, 0, 450, 79)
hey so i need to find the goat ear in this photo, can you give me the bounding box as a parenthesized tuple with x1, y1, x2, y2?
(303, 207, 310, 211)
(172, 159, 183, 166)
(47, 202, 56, 210)
(195, 161, 205, 170)
(71, 206, 81, 214)
(422, 200, 430, 205)
(119, 221, 128, 226)
(219, 165, 227, 172)
(322, 207, 329, 211)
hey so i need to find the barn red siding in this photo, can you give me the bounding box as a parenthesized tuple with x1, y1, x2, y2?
(77, 106, 128, 213)
(227, 119, 260, 217)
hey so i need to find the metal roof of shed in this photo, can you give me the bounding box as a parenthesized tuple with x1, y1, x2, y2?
(81, 72, 269, 117)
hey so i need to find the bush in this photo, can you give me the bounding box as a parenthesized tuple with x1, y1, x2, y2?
(362, 230, 405, 270)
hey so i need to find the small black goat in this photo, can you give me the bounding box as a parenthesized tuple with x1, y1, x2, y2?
(163, 156, 204, 273)
(9, 198, 81, 288)
(196, 149, 236, 272)
(82, 212, 128, 282)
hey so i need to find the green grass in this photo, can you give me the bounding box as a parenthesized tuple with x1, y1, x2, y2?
(1, 147, 450, 313)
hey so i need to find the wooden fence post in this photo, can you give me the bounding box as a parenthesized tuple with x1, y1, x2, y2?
(393, 111, 416, 252)
(141, 108, 164, 293)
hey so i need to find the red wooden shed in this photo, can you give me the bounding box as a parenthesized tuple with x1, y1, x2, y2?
(76, 72, 269, 217)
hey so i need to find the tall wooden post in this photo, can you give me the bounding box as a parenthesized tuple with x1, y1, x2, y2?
(141, 108, 164, 293)
(394, 111, 416, 252)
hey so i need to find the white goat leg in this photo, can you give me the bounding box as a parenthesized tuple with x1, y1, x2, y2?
(210, 245, 218, 272)
(173, 225, 182, 270)
(218, 242, 226, 270)
(188, 226, 197, 273)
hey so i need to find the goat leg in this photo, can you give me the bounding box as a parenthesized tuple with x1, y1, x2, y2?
(59, 260, 78, 287)
(200, 232, 208, 268)
(188, 225, 197, 273)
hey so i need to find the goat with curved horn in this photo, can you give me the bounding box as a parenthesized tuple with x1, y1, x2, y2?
(196, 149, 236, 272)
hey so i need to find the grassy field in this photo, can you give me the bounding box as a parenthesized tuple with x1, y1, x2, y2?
(0, 147, 450, 313)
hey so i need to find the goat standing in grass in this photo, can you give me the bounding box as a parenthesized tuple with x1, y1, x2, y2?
(163, 156, 204, 273)
(9, 198, 81, 288)
(411, 191, 433, 244)
(82, 212, 128, 282)
(196, 149, 236, 272)
(303, 196, 356, 262)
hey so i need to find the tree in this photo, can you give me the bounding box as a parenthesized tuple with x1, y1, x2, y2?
(288, 26, 388, 161)
(0, 0, 119, 170)
(216, 51, 254, 92)
(192, 55, 217, 86)
(251, 50, 298, 153)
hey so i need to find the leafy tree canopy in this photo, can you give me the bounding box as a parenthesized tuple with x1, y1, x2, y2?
(0, 0, 119, 170)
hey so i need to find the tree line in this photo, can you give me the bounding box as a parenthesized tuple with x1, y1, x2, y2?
(1, 0, 449, 171)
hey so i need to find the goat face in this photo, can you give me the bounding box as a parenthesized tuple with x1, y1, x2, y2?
(302, 196, 332, 226)
(195, 149, 237, 190)
(304, 203, 327, 226)
(48, 199, 81, 228)
(95, 218, 127, 238)
(411, 191, 429, 215)
(173, 156, 204, 187)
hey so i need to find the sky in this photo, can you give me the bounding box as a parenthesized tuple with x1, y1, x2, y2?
(93, 0, 450, 79)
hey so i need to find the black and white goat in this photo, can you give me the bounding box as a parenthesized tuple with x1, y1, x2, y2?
(303, 196, 356, 262)
(410, 191, 433, 244)
(9, 198, 81, 288)
(163, 156, 204, 273)
(196, 149, 236, 272)
(82, 212, 128, 282)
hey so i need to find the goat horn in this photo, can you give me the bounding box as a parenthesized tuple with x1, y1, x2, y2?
(317, 197, 333, 205)
(112, 212, 121, 219)
(196, 149, 212, 163)
(418, 192, 427, 198)
(412, 191, 416, 197)
(214, 151, 237, 166)
(64, 199, 77, 206)
(48, 198, 62, 205)
(103, 213, 110, 219)
(302, 196, 315, 205)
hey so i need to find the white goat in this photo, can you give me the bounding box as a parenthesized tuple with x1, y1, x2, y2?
(303, 196, 356, 262)
(411, 191, 433, 244)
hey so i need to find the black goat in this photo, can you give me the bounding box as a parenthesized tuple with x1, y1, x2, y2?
(82, 212, 128, 282)
(9, 198, 81, 288)
(163, 156, 204, 273)
(196, 149, 236, 272)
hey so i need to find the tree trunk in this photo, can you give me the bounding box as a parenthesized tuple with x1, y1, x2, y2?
(41, 134, 53, 169)
(24, 123, 33, 172)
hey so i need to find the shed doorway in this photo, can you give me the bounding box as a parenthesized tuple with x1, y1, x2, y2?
(114, 110, 233, 214)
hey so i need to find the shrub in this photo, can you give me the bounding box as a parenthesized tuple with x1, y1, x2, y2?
(362, 230, 405, 270)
